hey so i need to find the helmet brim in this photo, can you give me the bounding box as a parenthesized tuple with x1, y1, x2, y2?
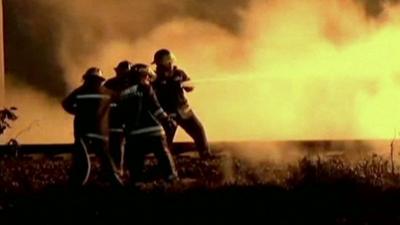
(83, 74, 105, 82)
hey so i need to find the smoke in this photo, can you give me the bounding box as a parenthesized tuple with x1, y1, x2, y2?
(5, 0, 394, 95)
(3, 77, 72, 144)
(4, 0, 67, 97)
(359, 0, 400, 17)
(4, 0, 400, 144)
(4, 0, 249, 97)
(3, 0, 248, 143)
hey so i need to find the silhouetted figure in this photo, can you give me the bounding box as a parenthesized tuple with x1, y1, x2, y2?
(152, 49, 211, 158)
(103, 60, 133, 173)
(118, 63, 178, 184)
(62, 67, 122, 187)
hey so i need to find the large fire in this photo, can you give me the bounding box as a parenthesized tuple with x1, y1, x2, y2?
(5, 0, 400, 143)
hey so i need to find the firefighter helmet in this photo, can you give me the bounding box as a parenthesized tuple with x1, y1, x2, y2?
(131, 63, 156, 83)
(151, 49, 176, 66)
(82, 67, 105, 81)
(114, 60, 133, 74)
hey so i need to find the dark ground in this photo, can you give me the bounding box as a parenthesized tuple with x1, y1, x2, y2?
(1, 149, 400, 225)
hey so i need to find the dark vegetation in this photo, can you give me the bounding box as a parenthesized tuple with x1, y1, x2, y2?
(0, 150, 400, 224)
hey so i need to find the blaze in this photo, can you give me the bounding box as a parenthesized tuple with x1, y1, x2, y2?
(174, 0, 400, 141)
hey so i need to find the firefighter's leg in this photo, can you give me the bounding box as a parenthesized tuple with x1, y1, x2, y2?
(124, 137, 146, 184)
(109, 131, 124, 171)
(178, 114, 211, 158)
(164, 120, 178, 149)
(94, 138, 123, 186)
(69, 138, 91, 186)
(150, 136, 178, 181)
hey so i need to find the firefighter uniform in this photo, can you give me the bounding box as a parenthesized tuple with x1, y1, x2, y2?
(151, 49, 211, 158)
(103, 60, 133, 172)
(118, 64, 178, 183)
(62, 67, 122, 186)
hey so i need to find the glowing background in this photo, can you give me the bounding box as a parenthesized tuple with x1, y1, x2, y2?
(4, 0, 400, 143)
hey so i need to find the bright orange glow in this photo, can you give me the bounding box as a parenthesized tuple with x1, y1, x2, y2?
(128, 0, 400, 141)
(6, 0, 400, 143)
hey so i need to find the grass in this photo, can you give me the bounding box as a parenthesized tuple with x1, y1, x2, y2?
(1, 150, 400, 224)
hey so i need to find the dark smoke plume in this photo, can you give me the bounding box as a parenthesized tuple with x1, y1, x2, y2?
(358, 0, 400, 16)
(4, 0, 67, 97)
(3, 0, 249, 98)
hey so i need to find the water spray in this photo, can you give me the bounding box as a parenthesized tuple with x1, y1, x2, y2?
(181, 74, 273, 86)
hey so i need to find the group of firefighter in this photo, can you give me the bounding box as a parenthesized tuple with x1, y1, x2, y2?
(61, 49, 211, 186)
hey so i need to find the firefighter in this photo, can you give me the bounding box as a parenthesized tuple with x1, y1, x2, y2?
(151, 49, 211, 158)
(103, 60, 133, 172)
(62, 67, 123, 187)
(118, 63, 178, 184)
